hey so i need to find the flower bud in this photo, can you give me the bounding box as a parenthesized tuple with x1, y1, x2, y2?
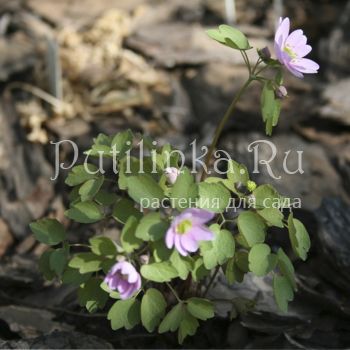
(246, 180, 257, 192)
(275, 85, 288, 99)
(164, 167, 180, 184)
(139, 254, 149, 265)
(258, 47, 271, 60)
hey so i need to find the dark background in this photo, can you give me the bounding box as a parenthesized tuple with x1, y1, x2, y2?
(0, 0, 350, 348)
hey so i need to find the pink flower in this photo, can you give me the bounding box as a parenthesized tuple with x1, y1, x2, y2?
(164, 167, 180, 184)
(165, 208, 215, 256)
(274, 17, 319, 78)
(104, 261, 141, 299)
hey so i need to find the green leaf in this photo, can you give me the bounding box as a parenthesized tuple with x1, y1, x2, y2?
(126, 174, 164, 208)
(89, 236, 117, 256)
(169, 168, 198, 211)
(118, 156, 142, 190)
(207, 25, 251, 50)
(78, 277, 109, 313)
(79, 176, 104, 202)
(191, 257, 210, 282)
(112, 198, 141, 224)
(277, 248, 297, 290)
(65, 201, 103, 223)
(111, 129, 133, 158)
(152, 240, 172, 262)
(225, 257, 244, 284)
(62, 267, 91, 286)
(65, 164, 98, 186)
(141, 261, 178, 282)
(108, 298, 141, 330)
(93, 133, 112, 146)
(88, 144, 112, 157)
(248, 243, 277, 276)
(287, 214, 311, 261)
(158, 303, 185, 333)
(120, 216, 142, 253)
(258, 208, 284, 228)
(261, 81, 281, 136)
(160, 144, 181, 168)
(100, 281, 120, 299)
(178, 309, 199, 344)
(273, 275, 294, 312)
(30, 218, 66, 245)
(235, 251, 249, 272)
(253, 184, 280, 209)
(200, 224, 235, 269)
(95, 190, 118, 206)
(227, 160, 249, 188)
(38, 250, 56, 280)
(49, 248, 68, 276)
(101, 259, 116, 274)
(170, 251, 192, 280)
(187, 298, 214, 321)
(219, 24, 251, 50)
(197, 182, 230, 213)
(69, 253, 103, 273)
(141, 288, 167, 332)
(237, 211, 266, 247)
(135, 212, 168, 242)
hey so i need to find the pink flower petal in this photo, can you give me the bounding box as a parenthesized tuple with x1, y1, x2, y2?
(120, 283, 136, 299)
(274, 41, 284, 63)
(190, 225, 214, 242)
(174, 234, 188, 256)
(180, 233, 199, 252)
(291, 58, 319, 73)
(275, 17, 290, 48)
(187, 208, 215, 225)
(295, 44, 312, 58)
(285, 62, 304, 78)
(285, 29, 304, 47)
(165, 228, 175, 249)
(120, 262, 138, 283)
(116, 279, 129, 293)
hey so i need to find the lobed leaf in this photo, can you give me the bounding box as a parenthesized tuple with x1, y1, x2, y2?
(273, 275, 294, 312)
(65, 201, 104, 223)
(237, 211, 266, 247)
(141, 288, 167, 332)
(140, 262, 178, 282)
(287, 214, 311, 261)
(65, 164, 98, 186)
(135, 212, 168, 242)
(248, 243, 277, 276)
(89, 236, 117, 257)
(108, 298, 141, 330)
(30, 218, 66, 246)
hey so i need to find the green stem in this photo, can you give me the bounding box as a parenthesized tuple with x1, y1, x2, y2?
(166, 282, 182, 303)
(200, 77, 253, 181)
(240, 51, 251, 74)
(203, 266, 220, 297)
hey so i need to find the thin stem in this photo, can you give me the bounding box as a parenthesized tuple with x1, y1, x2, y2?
(203, 266, 220, 297)
(254, 64, 269, 76)
(240, 51, 251, 74)
(166, 282, 182, 303)
(251, 57, 262, 75)
(70, 243, 91, 248)
(200, 77, 253, 181)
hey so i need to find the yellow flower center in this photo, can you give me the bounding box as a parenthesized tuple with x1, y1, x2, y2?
(176, 219, 192, 234)
(283, 45, 297, 59)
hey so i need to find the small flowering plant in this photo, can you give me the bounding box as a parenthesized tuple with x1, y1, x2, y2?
(31, 18, 314, 344)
